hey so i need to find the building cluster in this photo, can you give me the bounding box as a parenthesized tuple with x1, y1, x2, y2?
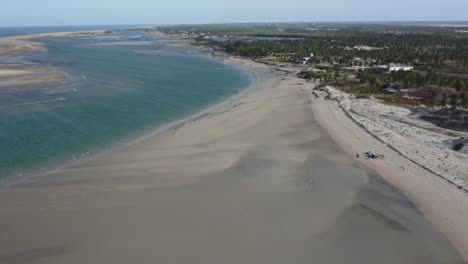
(375, 63, 414, 72)
(295, 53, 314, 65)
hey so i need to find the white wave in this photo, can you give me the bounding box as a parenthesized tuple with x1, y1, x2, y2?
(1, 97, 67, 107)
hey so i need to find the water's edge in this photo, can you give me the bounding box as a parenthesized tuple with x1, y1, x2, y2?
(0, 49, 253, 190)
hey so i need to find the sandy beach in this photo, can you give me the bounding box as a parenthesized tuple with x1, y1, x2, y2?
(0, 55, 466, 263)
(310, 87, 468, 260)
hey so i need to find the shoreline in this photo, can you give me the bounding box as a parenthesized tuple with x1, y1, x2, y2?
(310, 87, 468, 260)
(0, 48, 465, 262)
(0, 30, 107, 87)
(196, 46, 468, 259)
(331, 88, 468, 193)
(0, 30, 107, 56)
(0, 52, 253, 190)
(0, 31, 467, 261)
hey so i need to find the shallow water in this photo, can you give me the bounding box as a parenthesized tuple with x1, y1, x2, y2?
(0, 27, 465, 263)
(0, 92, 463, 263)
(0, 31, 249, 179)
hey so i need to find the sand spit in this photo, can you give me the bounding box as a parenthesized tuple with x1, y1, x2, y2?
(0, 30, 106, 56)
(0, 38, 45, 56)
(0, 57, 465, 263)
(0, 30, 106, 88)
(0, 66, 70, 88)
(0, 69, 31, 76)
(310, 86, 468, 260)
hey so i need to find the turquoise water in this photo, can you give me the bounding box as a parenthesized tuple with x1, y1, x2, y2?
(0, 31, 249, 179)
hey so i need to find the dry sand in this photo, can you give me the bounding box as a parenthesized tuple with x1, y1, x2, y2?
(310, 87, 468, 260)
(318, 86, 468, 189)
(0, 57, 465, 263)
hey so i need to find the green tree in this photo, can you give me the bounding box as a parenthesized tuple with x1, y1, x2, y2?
(440, 93, 448, 108)
(450, 93, 459, 109)
(369, 82, 383, 95)
(460, 92, 468, 109)
(455, 79, 466, 91)
(430, 91, 438, 107)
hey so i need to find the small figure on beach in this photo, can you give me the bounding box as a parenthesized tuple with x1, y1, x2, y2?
(356, 153, 360, 158)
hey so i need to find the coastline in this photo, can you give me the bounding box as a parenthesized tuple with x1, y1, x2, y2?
(0, 31, 466, 262)
(0, 30, 107, 87)
(0, 30, 106, 52)
(0, 48, 252, 189)
(310, 87, 468, 260)
(156, 32, 468, 258)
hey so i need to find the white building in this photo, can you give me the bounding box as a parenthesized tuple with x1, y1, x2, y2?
(375, 65, 389, 69)
(388, 63, 413, 72)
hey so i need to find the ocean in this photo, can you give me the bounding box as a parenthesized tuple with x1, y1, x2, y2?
(0, 28, 249, 180)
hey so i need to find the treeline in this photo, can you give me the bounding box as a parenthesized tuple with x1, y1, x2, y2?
(433, 92, 468, 109)
(353, 69, 468, 108)
(356, 69, 468, 90)
(220, 31, 468, 68)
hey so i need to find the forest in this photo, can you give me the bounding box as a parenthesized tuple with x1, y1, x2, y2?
(160, 23, 468, 107)
(220, 31, 468, 70)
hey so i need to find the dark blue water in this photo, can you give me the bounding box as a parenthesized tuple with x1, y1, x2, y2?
(0, 30, 249, 179)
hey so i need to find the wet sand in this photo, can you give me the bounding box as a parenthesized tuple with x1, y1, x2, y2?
(0, 31, 105, 87)
(0, 66, 69, 88)
(0, 69, 32, 76)
(0, 58, 465, 263)
(0, 30, 106, 56)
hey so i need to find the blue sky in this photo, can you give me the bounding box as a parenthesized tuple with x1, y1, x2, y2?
(1, 0, 468, 26)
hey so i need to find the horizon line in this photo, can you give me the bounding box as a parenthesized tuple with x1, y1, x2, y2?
(2, 20, 468, 28)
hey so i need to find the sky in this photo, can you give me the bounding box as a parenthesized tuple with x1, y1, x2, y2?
(1, 0, 468, 27)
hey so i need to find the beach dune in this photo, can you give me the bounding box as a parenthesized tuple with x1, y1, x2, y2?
(0, 58, 465, 263)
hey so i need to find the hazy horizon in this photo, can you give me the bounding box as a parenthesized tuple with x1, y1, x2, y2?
(2, 20, 468, 28)
(1, 0, 468, 27)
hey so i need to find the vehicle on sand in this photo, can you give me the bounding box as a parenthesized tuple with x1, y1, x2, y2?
(366, 150, 384, 159)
